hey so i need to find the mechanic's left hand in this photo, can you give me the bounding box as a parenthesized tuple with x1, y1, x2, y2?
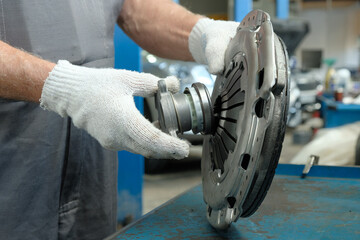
(188, 18, 239, 74)
(40, 60, 189, 159)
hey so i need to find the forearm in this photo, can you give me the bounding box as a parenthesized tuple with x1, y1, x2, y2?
(118, 0, 203, 61)
(0, 41, 55, 102)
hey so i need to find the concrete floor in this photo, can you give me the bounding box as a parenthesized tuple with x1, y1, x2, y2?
(143, 129, 305, 215)
(143, 161, 201, 214)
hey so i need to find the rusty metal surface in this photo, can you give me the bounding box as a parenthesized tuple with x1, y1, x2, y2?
(107, 173, 360, 239)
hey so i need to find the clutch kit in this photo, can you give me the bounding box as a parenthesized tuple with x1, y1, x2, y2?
(155, 9, 289, 230)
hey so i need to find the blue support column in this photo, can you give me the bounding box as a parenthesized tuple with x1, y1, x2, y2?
(234, 0, 252, 22)
(114, 25, 144, 223)
(276, 0, 289, 19)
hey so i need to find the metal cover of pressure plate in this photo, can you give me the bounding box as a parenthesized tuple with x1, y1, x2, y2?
(202, 10, 289, 229)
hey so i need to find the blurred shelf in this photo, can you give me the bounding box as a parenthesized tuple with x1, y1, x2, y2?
(301, 0, 358, 9)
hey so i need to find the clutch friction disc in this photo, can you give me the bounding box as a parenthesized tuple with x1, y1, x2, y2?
(201, 9, 290, 229)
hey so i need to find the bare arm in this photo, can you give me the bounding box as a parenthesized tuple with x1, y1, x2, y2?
(118, 0, 203, 61)
(0, 41, 55, 102)
(1, 0, 200, 102)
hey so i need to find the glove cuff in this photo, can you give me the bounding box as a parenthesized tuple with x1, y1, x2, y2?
(188, 18, 214, 65)
(40, 60, 87, 117)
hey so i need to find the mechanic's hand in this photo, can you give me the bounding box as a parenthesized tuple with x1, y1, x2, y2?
(40, 60, 189, 159)
(189, 18, 239, 74)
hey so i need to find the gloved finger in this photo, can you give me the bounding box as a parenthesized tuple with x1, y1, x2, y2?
(122, 103, 190, 159)
(203, 21, 239, 74)
(118, 70, 180, 96)
(205, 42, 227, 74)
(152, 120, 161, 129)
(205, 31, 235, 74)
(124, 136, 189, 160)
(163, 76, 180, 94)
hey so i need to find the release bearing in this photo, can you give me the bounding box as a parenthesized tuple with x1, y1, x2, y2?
(156, 81, 214, 136)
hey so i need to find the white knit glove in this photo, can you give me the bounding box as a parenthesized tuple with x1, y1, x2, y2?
(40, 60, 189, 159)
(189, 18, 239, 74)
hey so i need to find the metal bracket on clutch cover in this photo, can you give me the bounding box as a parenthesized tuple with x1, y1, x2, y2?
(155, 9, 289, 230)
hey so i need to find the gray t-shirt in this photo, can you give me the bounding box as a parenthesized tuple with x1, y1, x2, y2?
(0, 1, 124, 239)
(0, 0, 123, 65)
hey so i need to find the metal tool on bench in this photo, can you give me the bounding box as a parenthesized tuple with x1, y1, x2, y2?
(155, 9, 290, 230)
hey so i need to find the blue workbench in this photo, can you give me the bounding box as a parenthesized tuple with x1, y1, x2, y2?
(319, 94, 360, 128)
(106, 164, 360, 239)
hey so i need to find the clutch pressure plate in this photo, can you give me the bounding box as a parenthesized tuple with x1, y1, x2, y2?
(156, 9, 289, 230)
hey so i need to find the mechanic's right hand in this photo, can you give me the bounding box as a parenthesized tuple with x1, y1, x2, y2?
(40, 60, 189, 159)
(188, 18, 239, 75)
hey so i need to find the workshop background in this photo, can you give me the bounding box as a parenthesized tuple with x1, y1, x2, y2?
(115, 0, 360, 231)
